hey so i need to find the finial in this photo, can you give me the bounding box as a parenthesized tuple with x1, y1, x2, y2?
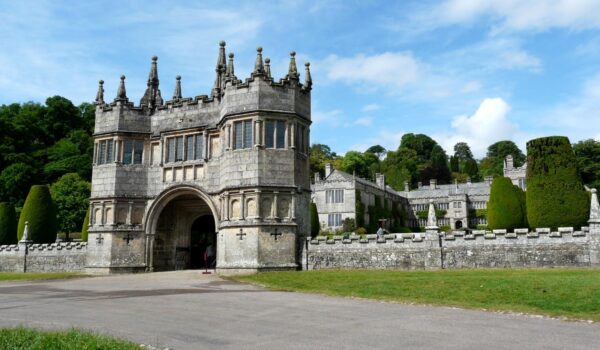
(226, 52, 236, 80)
(173, 75, 182, 100)
(220, 40, 226, 47)
(140, 56, 163, 108)
(212, 41, 227, 97)
(287, 50, 298, 80)
(426, 200, 438, 229)
(254, 46, 264, 75)
(115, 75, 127, 101)
(95, 80, 104, 105)
(304, 61, 312, 89)
(21, 221, 29, 242)
(264, 58, 272, 79)
(590, 188, 600, 223)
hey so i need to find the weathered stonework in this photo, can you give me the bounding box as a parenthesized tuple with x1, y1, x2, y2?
(87, 43, 312, 275)
(0, 242, 88, 273)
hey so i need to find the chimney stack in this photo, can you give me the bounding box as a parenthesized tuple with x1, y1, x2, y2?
(430, 179, 437, 189)
(325, 163, 333, 178)
(404, 181, 410, 192)
(375, 173, 385, 189)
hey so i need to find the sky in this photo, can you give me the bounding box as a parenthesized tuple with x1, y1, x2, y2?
(2, 0, 600, 158)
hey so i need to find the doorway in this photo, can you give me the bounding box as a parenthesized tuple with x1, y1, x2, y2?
(190, 215, 216, 269)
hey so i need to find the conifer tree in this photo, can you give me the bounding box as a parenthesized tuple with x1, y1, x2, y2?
(17, 185, 57, 243)
(310, 202, 320, 237)
(487, 177, 527, 230)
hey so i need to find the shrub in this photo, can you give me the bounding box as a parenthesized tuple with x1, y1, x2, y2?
(309, 202, 320, 238)
(526, 136, 589, 229)
(81, 207, 90, 242)
(342, 217, 356, 233)
(17, 185, 57, 243)
(355, 191, 365, 228)
(487, 177, 527, 230)
(0, 202, 17, 244)
(439, 224, 451, 232)
(355, 227, 367, 235)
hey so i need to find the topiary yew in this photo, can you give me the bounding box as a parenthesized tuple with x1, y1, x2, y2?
(310, 202, 320, 238)
(17, 185, 58, 243)
(0, 202, 18, 244)
(81, 207, 90, 242)
(526, 136, 589, 229)
(487, 177, 527, 230)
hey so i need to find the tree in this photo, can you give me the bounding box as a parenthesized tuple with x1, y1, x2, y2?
(310, 202, 320, 238)
(453, 142, 474, 161)
(526, 136, 589, 229)
(366, 145, 387, 159)
(0, 163, 38, 207)
(480, 140, 525, 177)
(573, 139, 600, 190)
(381, 147, 418, 190)
(50, 173, 91, 240)
(0, 202, 17, 244)
(81, 207, 90, 242)
(310, 144, 337, 178)
(420, 145, 451, 184)
(449, 156, 459, 172)
(400, 133, 437, 163)
(487, 177, 527, 230)
(463, 159, 480, 180)
(341, 151, 369, 178)
(17, 185, 57, 243)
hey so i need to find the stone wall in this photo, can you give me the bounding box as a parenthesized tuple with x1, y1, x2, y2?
(304, 227, 600, 270)
(0, 242, 87, 273)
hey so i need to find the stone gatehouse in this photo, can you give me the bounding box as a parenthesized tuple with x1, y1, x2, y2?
(86, 42, 313, 275)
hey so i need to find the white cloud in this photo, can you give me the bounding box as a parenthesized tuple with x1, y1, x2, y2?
(362, 104, 381, 112)
(347, 129, 406, 154)
(312, 109, 343, 125)
(435, 97, 518, 158)
(353, 116, 373, 127)
(429, 0, 600, 33)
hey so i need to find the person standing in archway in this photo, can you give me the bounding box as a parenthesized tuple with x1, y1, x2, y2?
(205, 243, 216, 268)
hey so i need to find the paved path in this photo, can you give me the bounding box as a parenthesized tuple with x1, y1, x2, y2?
(0, 271, 598, 350)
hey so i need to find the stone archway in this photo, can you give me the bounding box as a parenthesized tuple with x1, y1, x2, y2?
(145, 186, 219, 271)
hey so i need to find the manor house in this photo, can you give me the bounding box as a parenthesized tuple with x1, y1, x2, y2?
(87, 42, 313, 275)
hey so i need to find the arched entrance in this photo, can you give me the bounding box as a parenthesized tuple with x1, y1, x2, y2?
(145, 186, 219, 271)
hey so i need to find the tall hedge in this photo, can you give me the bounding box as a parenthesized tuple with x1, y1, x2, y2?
(0, 202, 17, 245)
(526, 136, 589, 229)
(487, 177, 527, 230)
(17, 185, 58, 243)
(310, 202, 320, 238)
(81, 207, 90, 242)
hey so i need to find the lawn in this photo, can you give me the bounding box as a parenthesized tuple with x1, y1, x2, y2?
(0, 272, 84, 282)
(235, 269, 600, 321)
(0, 327, 141, 350)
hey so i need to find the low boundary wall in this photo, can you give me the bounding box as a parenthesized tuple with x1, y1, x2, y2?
(0, 242, 88, 273)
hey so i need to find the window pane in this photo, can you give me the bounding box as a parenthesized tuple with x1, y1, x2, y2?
(123, 140, 133, 164)
(244, 121, 253, 148)
(234, 122, 243, 149)
(134, 140, 144, 164)
(106, 140, 113, 163)
(167, 138, 175, 163)
(276, 121, 285, 148)
(98, 141, 106, 165)
(195, 134, 204, 160)
(186, 136, 194, 161)
(265, 120, 275, 148)
(175, 136, 184, 161)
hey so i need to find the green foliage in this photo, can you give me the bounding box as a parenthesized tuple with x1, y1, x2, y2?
(309, 144, 338, 178)
(366, 144, 387, 159)
(419, 145, 452, 185)
(572, 138, 600, 190)
(439, 224, 451, 232)
(449, 156, 459, 172)
(453, 142, 474, 160)
(310, 202, 320, 238)
(0, 202, 17, 244)
(355, 191, 365, 228)
(487, 177, 527, 230)
(416, 209, 446, 219)
(342, 217, 356, 233)
(0, 327, 141, 350)
(463, 159, 480, 180)
(340, 150, 380, 180)
(479, 140, 525, 177)
(526, 137, 589, 229)
(50, 173, 91, 239)
(17, 185, 57, 243)
(355, 227, 367, 235)
(0, 162, 37, 207)
(81, 207, 90, 242)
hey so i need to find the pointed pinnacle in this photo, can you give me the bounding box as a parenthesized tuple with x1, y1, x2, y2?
(287, 50, 298, 80)
(304, 62, 312, 89)
(116, 75, 127, 101)
(95, 80, 104, 104)
(254, 47, 264, 75)
(173, 75, 182, 100)
(226, 52, 235, 78)
(264, 58, 272, 79)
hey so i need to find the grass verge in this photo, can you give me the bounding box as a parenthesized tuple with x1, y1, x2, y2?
(0, 272, 84, 282)
(0, 327, 141, 349)
(234, 269, 600, 321)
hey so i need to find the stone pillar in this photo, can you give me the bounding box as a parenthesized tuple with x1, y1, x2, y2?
(255, 190, 262, 220)
(240, 191, 246, 220)
(203, 133, 209, 160)
(254, 120, 262, 148)
(101, 202, 106, 225)
(225, 192, 230, 221)
(589, 189, 600, 267)
(290, 122, 296, 149)
(272, 191, 279, 219)
(290, 190, 296, 220)
(225, 124, 231, 151)
(19, 222, 32, 272)
(127, 201, 133, 225)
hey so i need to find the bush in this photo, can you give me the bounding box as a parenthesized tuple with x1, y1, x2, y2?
(487, 177, 527, 230)
(81, 207, 90, 242)
(355, 227, 367, 235)
(0, 202, 17, 244)
(310, 202, 320, 238)
(17, 185, 57, 243)
(355, 191, 365, 228)
(342, 217, 356, 233)
(439, 224, 451, 232)
(526, 136, 589, 229)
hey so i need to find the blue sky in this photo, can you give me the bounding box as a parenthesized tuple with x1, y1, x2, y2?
(2, 0, 600, 158)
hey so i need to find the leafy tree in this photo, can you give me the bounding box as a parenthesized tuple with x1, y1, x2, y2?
(526, 137, 589, 229)
(573, 139, 600, 190)
(341, 151, 369, 178)
(0, 202, 17, 244)
(479, 140, 525, 177)
(17, 185, 57, 243)
(487, 177, 527, 230)
(381, 147, 418, 190)
(453, 142, 474, 161)
(420, 145, 451, 184)
(463, 158, 480, 180)
(400, 133, 437, 163)
(309, 144, 337, 178)
(45, 130, 93, 181)
(342, 217, 356, 233)
(43, 96, 84, 144)
(0, 163, 38, 207)
(78, 102, 96, 134)
(449, 156, 459, 172)
(81, 207, 90, 242)
(50, 173, 91, 240)
(366, 145, 387, 159)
